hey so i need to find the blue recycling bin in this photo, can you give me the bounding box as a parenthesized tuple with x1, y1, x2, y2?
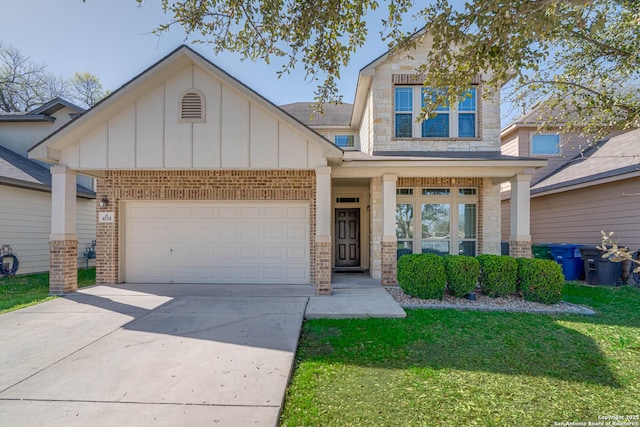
(548, 244, 584, 281)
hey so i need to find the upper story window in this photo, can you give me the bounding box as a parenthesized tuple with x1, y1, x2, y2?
(394, 86, 477, 139)
(531, 133, 561, 155)
(180, 89, 205, 123)
(334, 135, 355, 148)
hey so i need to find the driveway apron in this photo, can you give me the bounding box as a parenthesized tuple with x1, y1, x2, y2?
(0, 284, 310, 426)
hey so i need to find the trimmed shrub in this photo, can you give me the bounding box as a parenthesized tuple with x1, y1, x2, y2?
(517, 258, 565, 304)
(397, 253, 447, 300)
(444, 255, 480, 297)
(476, 254, 518, 297)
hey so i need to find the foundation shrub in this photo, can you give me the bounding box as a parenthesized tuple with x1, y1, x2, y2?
(443, 255, 480, 297)
(517, 258, 565, 304)
(397, 253, 447, 300)
(476, 254, 518, 297)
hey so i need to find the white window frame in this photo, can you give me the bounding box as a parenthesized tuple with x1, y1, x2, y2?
(394, 86, 477, 139)
(396, 186, 478, 256)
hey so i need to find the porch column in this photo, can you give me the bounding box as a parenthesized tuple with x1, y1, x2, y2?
(50, 166, 78, 294)
(315, 166, 332, 295)
(509, 174, 532, 258)
(381, 173, 398, 285)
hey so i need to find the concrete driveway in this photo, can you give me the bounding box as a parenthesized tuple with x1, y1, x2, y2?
(0, 283, 312, 427)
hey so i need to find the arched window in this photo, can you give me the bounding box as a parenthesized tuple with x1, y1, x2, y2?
(180, 90, 205, 122)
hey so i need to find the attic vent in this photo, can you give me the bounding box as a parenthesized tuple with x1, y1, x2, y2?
(180, 90, 205, 122)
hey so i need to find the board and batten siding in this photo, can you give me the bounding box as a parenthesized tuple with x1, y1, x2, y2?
(527, 177, 640, 248)
(59, 64, 327, 171)
(0, 185, 96, 275)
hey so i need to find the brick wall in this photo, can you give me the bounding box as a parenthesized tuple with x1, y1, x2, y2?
(509, 240, 532, 258)
(95, 170, 316, 285)
(380, 241, 397, 286)
(50, 240, 78, 294)
(314, 240, 332, 295)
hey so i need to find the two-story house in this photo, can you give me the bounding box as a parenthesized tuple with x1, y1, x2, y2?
(0, 98, 96, 275)
(29, 43, 545, 295)
(501, 109, 640, 250)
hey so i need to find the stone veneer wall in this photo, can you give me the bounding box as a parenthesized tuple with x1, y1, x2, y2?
(95, 170, 318, 288)
(49, 239, 78, 294)
(369, 177, 383, 279)
(368, 41, 502, 153)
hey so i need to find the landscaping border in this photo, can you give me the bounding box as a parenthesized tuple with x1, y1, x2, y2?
(386, 287, 596, 316)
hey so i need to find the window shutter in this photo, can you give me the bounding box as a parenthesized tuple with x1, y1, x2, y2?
(181, 92, 203, 120)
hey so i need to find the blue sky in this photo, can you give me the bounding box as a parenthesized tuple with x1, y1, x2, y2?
(1, 0, 515, 124)
(0, 0, 401, 105)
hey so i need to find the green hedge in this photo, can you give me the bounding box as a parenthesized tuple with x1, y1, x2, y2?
(397, 253, 447, 300)
(476, 254, 518, 297)
(517, 258, 565, 304)
(443, 255, 480, 297)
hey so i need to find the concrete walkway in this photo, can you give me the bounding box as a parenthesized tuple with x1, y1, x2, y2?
(0, 277, 404, 426)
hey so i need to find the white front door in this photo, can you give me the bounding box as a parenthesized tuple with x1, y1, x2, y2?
(124, 201, 310, 284)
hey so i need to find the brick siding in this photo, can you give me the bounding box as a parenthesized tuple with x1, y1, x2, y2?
(509, 240, 532, 258)
(49, 240, 78, 294)
(314, 241, 332, 295)
(95, 170, 316, 286)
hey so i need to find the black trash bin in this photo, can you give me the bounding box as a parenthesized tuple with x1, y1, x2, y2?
(579, 246, 624, 286)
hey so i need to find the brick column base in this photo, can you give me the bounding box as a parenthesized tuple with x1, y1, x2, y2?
(314, 240, 332, 295)
(509, 240, 532, 258)
(381, 241, 397, 286)
(50, 240, 78, 295)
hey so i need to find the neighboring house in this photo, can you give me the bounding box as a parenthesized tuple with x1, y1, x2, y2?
(501, 110, 638, 249)
(29, 44, 545, 295)
(0, 99, 96, 275)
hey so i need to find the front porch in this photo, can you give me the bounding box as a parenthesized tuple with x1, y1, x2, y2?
(328, 172, 535, 292)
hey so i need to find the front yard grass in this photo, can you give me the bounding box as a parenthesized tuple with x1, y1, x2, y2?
(0, 268, 96, 313)
(281, 282, 640, 426)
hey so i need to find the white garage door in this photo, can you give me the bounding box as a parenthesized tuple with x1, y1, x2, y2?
(124, 201, 310, 284)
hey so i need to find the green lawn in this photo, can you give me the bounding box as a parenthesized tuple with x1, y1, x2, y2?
(0, 268, 96, 313)
(281, 283, 640, 427)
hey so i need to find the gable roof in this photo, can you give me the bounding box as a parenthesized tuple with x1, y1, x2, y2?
(0, 145, 94, 197)
(531, 128, 640, 195)
(280, 102, 353, 127)
(29, 98, 85, 116)
(29, 45, 342, 162)
(0, 98, 84, 123)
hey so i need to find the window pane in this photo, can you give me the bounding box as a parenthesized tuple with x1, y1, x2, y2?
(422, 241, 449, 256)
(395, 113, 413, 137)
(531, 134, 560, 155)
(459, 241, 476, 256)
(421, 204, 450, 239)
(334, 135, 354, 148)
(396, 188, 414, 196)
(458, 188, 477, 196)
(458, 204, 477, 239)
(422, 188, 450, 196)
(458, 88, 476, 111)
(422, 114, 449, 137)
(396, 204, 414, 239)
(421, 88, 449, 112)
(395, 87, 413, 112)
(397, 242, 413, 260)
(458, 113, 476, 137)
